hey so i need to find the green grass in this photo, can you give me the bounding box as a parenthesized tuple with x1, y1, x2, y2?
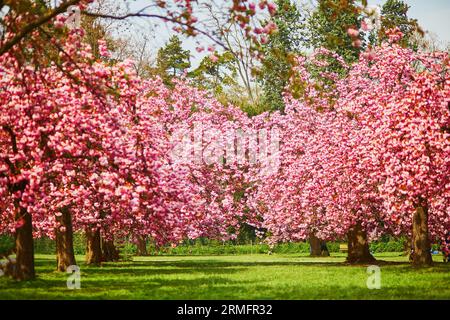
(0, 253, 448, 300)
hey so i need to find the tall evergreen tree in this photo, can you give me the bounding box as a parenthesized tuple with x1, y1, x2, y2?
(154, 35, 191, 84)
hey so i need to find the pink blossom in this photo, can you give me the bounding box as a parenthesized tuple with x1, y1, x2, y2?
(209, 54, 219, 63)
(347, 27, 359, 38)
(267, 2, 277, 16)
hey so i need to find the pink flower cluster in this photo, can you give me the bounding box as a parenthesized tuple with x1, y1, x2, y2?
(250, 31, 449, 243)
(1, 26, 448, 249)
(0, 29, 267, 245)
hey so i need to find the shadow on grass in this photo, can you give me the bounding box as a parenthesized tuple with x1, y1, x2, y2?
(1, 255, 448, 300)
(34, 256, 450, 278)
(14, 253, 450, 271)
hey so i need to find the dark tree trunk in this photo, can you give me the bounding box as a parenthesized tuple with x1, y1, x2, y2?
(102, 238, 119, 262)
(309, 234, 330, 257)
(411, 201, 432, 267)
(136, 236, 148, 256)
(346, 222, 376, 264)
(14, 207, 35, 280)
(85, 228, 102, 265)
(55, 208, 76, 272)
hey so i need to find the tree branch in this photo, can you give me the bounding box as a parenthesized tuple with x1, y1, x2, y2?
(2, 125, 18, 154)
(0, 0, 81, 57)
(82, 11, 228, 51)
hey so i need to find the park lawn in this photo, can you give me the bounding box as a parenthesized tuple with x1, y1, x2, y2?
(0, 253, 448, 300)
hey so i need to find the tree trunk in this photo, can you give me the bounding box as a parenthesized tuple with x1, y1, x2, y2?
(411, 202, 432, 267)
(14, 207, 35, 281)
(403, 237, 411, 256)
(55, 208, 76, 272)
(85, 228, 102, 265)
(346, 222, 376, 264)
(102, 238, 119, 262)
(136, 236, 148, 256)
(309, 234, 330, 257)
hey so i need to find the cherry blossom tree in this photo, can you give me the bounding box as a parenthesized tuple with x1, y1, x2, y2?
(251, 30, 449, 266)
(0, 0, 279, 279)
(0, 28, 131, 276)
(149, 76, 268, 241)
(335, 28, 449, 266)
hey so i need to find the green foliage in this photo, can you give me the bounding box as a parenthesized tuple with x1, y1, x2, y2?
(29, 233, 137, 257)
(6, 235, 438, 257)
(235, 223, 257, 244)
(31, 233, 85, 255)
(33, 237, 55, 255)
(143, 238, 413, 256)
(230, 97, 269, 117)
(258, 0, 306, 112)
(119, 240, 137, 259)
(189, 51, 238, 95)
(73, 233, 87, 255)
(370, 0, 422, 49)
(307, 0, 363, 65)
(154, 35, 191, 85)
(0, 235, 14, 255)
(369, 240, 404, 253)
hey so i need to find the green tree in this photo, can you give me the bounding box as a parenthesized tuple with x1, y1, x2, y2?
(189, 51, 237, 96)
(369, 0, 421, 48)
(154, 35, 191, 84)
(258, 0, 306, 112)
(307, 0, 363, 66)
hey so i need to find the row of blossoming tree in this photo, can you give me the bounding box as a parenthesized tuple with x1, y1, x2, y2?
(0, 1, 449, 281)
(250, 29, 449, 266)
(0, 0, 277, 280)
(0, 27, 264, 279)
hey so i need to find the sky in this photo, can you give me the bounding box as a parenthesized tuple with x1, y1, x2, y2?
(124, 0, 450, 66)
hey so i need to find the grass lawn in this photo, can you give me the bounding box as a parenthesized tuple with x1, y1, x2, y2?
(0, 252, 448, 300)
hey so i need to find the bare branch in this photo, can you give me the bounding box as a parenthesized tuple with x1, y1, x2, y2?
(82, 10, 229, 51)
